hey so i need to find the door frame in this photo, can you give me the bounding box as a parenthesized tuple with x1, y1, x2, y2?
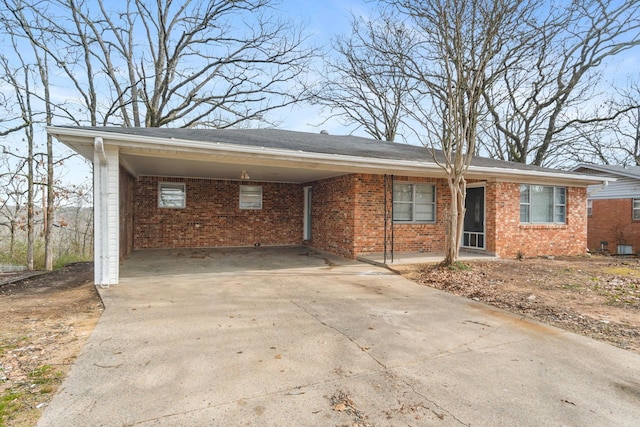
(462, 183, 486, 250)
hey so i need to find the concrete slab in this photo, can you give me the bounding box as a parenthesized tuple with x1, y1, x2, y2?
(39, 246, 640, 426)
(358, 250, 498, 266)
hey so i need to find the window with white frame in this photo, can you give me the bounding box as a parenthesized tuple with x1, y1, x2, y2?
(240, 185, 262, 209)
(158, 182, 186, 208)
(587, 199, 593, 217)
(520, 185, 566, 223)
(393, 183, 436, 222)
(633, 199, 640, 220)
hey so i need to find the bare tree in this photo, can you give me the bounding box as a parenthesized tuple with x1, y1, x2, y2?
(4, 0, 316, 128)
(585, 80, 640, 166)
(387, 0, 532, 265)
(481, 0, 640, 166)
(0, 48, 39, 269)
(313, 11, 419, 141)
(0, 154, 27, 259)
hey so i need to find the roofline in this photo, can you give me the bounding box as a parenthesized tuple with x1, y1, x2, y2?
(48, 126, 608, 185)
(573, 163, 640, 181)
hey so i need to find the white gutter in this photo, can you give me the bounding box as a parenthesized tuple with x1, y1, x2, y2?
(48, 127, 609, 185)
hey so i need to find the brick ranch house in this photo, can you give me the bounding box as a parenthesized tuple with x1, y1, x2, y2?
(573, 164, 640, 254)
(49, 127, 606, 286)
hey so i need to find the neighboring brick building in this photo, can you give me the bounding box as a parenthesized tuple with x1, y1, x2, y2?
(573, 164, 640, 254)
(50, 127, 606, 285)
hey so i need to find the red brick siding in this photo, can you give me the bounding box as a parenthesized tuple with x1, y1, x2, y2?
(491, 182, 587, 258)
(309, 175, 356, 258)
(588, 198, 640, 254)
(133, 176, 303, 249)
(355, 175, 451, 255)
(129, 174, 589, 259)
(309, 174, 450, 257)
(119, 167, 135, 258)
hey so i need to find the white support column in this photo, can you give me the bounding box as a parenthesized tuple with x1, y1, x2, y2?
(93, 138, 120, 286)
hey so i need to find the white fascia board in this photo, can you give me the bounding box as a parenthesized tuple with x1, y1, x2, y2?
(47, 127, 609, 186)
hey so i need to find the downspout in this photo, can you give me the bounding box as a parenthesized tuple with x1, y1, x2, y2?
(391, 174, 394, 264)
(94, 137, 110, 288)
(587, 180, 609, 198)
(384, 174, 388, 264)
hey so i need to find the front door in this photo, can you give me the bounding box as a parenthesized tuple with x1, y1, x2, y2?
(463, 186, 485, 249)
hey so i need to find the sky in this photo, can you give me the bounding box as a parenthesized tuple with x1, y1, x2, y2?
(37, 0, 374, 187)
(3, 0, 640, 191)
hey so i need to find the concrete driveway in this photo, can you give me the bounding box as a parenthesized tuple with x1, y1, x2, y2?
(39, 246, 640, 426)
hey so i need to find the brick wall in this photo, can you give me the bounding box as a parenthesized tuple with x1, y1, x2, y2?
(354, 175, 451, 255)
(490, 182, 587, 258)
(308, 175, 356, 258)
(309, 174, 450, 257)
(119, 167, 135, 258)
(588, 198, 640, 254)
(130, 174, 589, 259)
(133, 176, 303, 249)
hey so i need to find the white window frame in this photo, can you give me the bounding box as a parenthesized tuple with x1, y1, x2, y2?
(392, 182, 436, 223)
(158, 182, 186, 209)
(633, 199, 640, 220)
(520, 184, 566, 224)
(587, 199, 593, 217)
(240, 185, 262, 210)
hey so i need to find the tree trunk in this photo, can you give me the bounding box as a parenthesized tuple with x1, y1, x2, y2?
(444, 176, 467, 265)
(44, 134, 54, 270)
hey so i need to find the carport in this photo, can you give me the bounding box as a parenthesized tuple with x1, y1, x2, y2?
(48, 126, 606, 286)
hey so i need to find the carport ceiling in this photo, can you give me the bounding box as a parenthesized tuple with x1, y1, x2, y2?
(120, 152, 345, 183)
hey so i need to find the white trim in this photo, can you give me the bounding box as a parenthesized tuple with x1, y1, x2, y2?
(392, 181, 437, 224)
(48, 127, 609, 186)
(93, 142, 119, 287)
(239, 185, 262, 210)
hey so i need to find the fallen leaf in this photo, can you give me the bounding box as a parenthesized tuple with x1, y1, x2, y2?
(334, 403, 347, 412)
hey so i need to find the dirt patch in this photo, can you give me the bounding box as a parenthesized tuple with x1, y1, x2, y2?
(0, 263, 103, 427)
(394, 255, 640, 354)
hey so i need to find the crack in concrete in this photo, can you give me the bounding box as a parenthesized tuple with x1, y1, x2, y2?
(288, 298, 473, 426)
(288, 298, 388, 370)
(399, 376, 471, 426)
(127, 377, 348, 425)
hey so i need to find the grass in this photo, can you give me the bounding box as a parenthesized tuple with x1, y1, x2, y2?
(0, 365, 63, 427)
(603, 266, 640, 277)
(0, 241, 91, 271)
(53, 253, 91, 270)
(0, 391, 24, 427)
(448, 261, 471, 271)
(28, 365, 62, 387)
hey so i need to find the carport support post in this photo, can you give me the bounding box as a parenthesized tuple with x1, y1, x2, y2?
(93, 137, 119, 286)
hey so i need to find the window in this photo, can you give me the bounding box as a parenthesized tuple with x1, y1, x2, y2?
(393, 183, 436, 222)
(520, 185, 566, 223)
(587, 199, 593, 217)
(633, 199, 640, 220)
(240, 185, 262, 209)
(158, 182, 186, 208)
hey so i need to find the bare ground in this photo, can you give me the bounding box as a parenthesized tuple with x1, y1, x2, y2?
(393, 255, 640, 354)
(0, 263, 103, 427)
(2, 255, 640, 425)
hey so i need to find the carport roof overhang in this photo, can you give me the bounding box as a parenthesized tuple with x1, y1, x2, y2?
(48, 126, 607, 186)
